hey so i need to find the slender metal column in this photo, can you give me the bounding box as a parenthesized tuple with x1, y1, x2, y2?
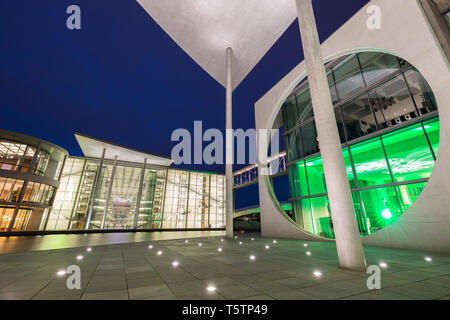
(225, 47, 234, 238)
(101, 155, 117, 229)
(85, 148, 106, 229)
(295, 0, 366, 271)
(134, 157, 147, 229)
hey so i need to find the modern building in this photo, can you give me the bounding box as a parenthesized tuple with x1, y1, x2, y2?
(0, 129, 67, 232)
(0, 131, 225, 233)
(255, 0, 450, 253)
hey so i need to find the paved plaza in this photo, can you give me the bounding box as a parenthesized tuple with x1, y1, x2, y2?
(0, 232, 449, 300)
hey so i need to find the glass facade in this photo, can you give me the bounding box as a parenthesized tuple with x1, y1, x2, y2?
(282, 52, 439, 238)
(47, 157, 225, 231)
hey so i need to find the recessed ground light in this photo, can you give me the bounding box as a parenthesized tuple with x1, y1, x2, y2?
(234, 236, 238, 239)
(172, 261, 179, 267)
(76, 255, 83, 260)
(304, 243, 308, 247)
(313, 271, 322, 277)
(273, 240, 277, 244)
(306, 251, 311, 256)
(206, 286, 216, 292)
(56, 270, 66, 276)
(239, 241, 243, 245)
(86, 247, 92, 252)
(379, 262, 388, 268)
(185, 240, 189, 243)
(198, 243, 202, 247)
(157, 251, 163, 255)
(425, 257, 432, 262)
(220, 239, 224, 242)
(249, 255, 256, 260)
(148, 245, 153, 249)
(218, 248, 223, 252)
(251, 238, 254, 241)
(265, 245, 270, 249)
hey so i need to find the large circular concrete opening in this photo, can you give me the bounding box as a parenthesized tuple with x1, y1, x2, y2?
(270, 51, 439, 239)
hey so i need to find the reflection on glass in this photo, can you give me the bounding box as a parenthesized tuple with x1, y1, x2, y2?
(305, 156, 326, 195)
(360, 187, 402, 233)
(333, 54, 366, 100)
(301, 121, 319, 156)
(396, 182, 426, 212)
(423, 117, 439, 157)
(368, 74, 416, 129)
(404, 69, 437, 115)
(340, 94, 377, 140)
(350, 137, 392, 187)
(382, 123, 434, 182)
(311, 196, 333, 238)
(359, 52, 400, 87)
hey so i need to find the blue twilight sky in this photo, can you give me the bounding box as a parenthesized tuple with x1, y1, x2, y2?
(0, 1, 370, 207)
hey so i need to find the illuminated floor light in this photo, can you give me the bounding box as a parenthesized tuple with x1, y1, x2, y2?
(313, 271, 322, 277)
(76, 255, 83, 260)
(172, 261, 179, 267)
(379, 262, 388, 268)
(157, 251, 163, 255)
(206, 286, 216, 292)
(251, 238, 254, 241)
(425, 257, 432, 262)
(303, 243, 308, 247)
(272, 240, 277, 244)
(198, 243, 203, 247)
(217, 248, 223, 252)
(306, 251, 311, 256)
(185, 240, 189, 243)
(249, 255, 256, 261)
(56, 270, 66, 276)
(239, 241, 243, 245)
(234, 236, 237, 239)
(86, 247, 92, 252)
(148, 245, 153, 249)
(220, 239, 224, 242)
(265, 245, 270, 250)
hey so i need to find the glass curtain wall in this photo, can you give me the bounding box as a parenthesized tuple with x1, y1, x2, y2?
(282, 52, 439, 238)
(47, 158, 226, 231)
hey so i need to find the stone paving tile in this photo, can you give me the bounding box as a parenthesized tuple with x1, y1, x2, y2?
(269, 289, 318, 300)
(81, 289, 128, 300)
(216, 284, 260, 299)
(0, 233, 448, 300)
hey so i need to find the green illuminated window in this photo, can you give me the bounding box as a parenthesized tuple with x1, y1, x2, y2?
(310, 196, 333, 238)
(396, 182, 426, 212)
(350, 137, 392, 187)
(305, 156, 326, 195)
(359, 187, 402, 233)
(289, 162, 308, 197)
(381, 123, 434, 182)
(423, 117, 439, 157)
(293, 198, 314, 234)
(342, 148, 356, 188)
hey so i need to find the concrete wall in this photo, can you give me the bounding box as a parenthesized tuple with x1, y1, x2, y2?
(255, 0, 450, 252)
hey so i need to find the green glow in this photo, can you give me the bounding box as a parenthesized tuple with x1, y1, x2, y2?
(381, 208, 392, 220)
(289, 117, 439, 238)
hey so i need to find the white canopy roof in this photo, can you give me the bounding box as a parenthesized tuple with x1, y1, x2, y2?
(75, 133, 173, 166)
(136, 0, 297, 90)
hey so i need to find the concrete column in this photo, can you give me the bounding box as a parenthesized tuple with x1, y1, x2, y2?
(295, 0, 366, 271)
(134, 157, 147, 229)
(86, 148, 106, 229)
(101, 155, 117, 229)
(225, 47, 234, 238)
